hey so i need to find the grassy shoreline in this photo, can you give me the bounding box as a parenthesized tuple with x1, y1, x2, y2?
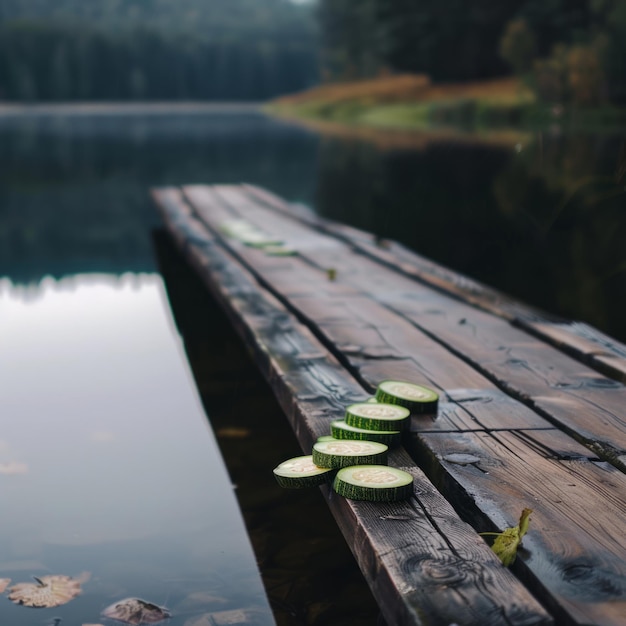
(267, 75, 626, 147)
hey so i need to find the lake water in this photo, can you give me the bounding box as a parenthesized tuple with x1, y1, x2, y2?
(0, 107, 624, 626)
(2, 108, 624, 341)
(0, 273, 274, 625)
(0, 108, 380, 626)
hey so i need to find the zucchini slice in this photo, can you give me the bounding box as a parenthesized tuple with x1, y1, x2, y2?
(375, 380, 439, 413)
(330, 420, 402, 447)
(316, 435, 337, 442)
(273, 455, 335, 489)
(263, 245, 297, 256)
(312, 440, 388, 469)
(240, 233, 283, 248)
(333, 465, 414, 502)
(344, 402, 410, 431)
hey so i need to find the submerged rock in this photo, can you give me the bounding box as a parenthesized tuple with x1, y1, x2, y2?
(101, 597, 171, 625)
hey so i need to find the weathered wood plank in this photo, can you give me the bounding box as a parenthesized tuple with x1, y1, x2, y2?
(416, 428, 626, 626)
(243, 183, 626, 384)
(172, 184, 626, 624)
(201, 185, 626, 467)
(152, 187, 551, 626)
(239, 183, 551, 321)
(185, 185, 556, 433)
(521, 321, 626, 383)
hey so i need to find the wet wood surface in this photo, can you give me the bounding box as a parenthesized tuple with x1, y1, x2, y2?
(243, 183, 626, 385)
(152, 184, 626, 625)
(192, 185, 626, 468)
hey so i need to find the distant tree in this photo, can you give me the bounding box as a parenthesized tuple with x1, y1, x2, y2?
(13, 61, 37, 100)
(372, 0, 523, 81)
(318, 0, 382, 80)
(50, 43, 71, 100)
(517, 0, 590, 56)
(500, 18, 537, 75)
(532, 44, 568, 103)
(566, 42, 607, 105)
(591, 0, 626, 103)
(0, 0, 319, 101)
(129, 67, 147, 100)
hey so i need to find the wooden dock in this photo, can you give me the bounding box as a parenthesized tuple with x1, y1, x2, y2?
(152, 184, 626, 626)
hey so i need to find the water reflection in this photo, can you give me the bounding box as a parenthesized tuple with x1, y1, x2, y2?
(0, 273, 273, 625)
(4, 109, 622, 342)
(0, 110, 318, 284)
(314, 131, 626, 342)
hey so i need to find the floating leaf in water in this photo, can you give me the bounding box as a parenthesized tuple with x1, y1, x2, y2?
(0, 578, 11, 593)
(8, 575, 83, 607)
(0, 462, 29, 475)
(482, 508, 533, 567)
(102, 598, 171, 625)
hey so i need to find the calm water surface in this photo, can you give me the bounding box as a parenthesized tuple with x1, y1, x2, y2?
(1, 109, 624, 340)
(0, 273, 273, 625)
(0, 107, 624, 624)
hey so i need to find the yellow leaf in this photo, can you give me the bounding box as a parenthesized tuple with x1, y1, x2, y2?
(486, 508, 532, 567)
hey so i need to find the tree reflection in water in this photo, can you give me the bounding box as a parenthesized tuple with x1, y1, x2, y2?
(314, 132, 626, 342)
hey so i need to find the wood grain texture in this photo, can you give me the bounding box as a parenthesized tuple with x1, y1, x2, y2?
(207, 185, 626, 467)
(243, 183, 626, 384)
(152, 188, 551, 626)
(171, 184, 626, 624)
(185, 188, 569, 444)
(416, 428, 626, 626)
(521, 321, 626, 383)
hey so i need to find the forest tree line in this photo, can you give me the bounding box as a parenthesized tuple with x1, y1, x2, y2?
(318, 0, 626, 105)
(0, 0, 319, 101)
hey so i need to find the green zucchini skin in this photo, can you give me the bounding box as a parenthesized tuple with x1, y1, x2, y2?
(316, 434, 337, 442)
(263, 245, 297, 256)
(333, 465, 414, 502)
(273, 455, 335, 489)
(330, 420, 402, 447)
(312, 440, 388, 469)
(375, 380, 439, 414)
(344, 402, 410, 431)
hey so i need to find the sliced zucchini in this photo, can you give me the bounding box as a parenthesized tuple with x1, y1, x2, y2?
(316, 435, 337, 442)
(330, 420, 402, 447)
(333, 465, 414, 502)
(312, 440, 388, 469)
(344, 402, 410, 431)
(375, 380, 439, 413)
(273, 455, 335, 489)
(240, 233, 283, 248)
(263, 245, 297, 256)
(220, 219, 255, 237)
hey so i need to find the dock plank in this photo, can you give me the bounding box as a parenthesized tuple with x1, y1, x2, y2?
(201, 185, 626, 467)
(152, 187, 551, 626)
(418, 428, 626, 626)
(243, 183, 626, 384)
(169, 184, 626, 624)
